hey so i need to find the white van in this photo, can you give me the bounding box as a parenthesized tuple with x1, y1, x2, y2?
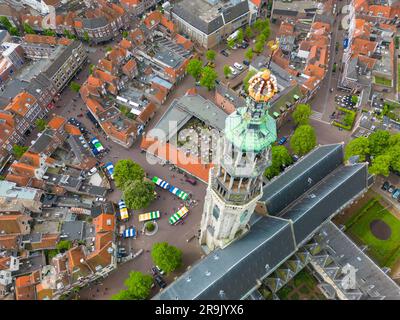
(229, 66, 237, 75)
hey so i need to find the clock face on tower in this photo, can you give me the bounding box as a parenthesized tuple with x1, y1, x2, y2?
(240, 210, 249, 224)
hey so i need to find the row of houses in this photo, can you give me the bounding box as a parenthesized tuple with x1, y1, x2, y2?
(0, 1, 130, 44)
(0, 35, 87, 167)
(0, 111, 118, 299)
(80, 10, 195, 148)
(340, 0, 398, 98)
(0, 194, 117, 300)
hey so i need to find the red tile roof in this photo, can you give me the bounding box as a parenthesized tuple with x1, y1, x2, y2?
(47, 115, 66, 130)
(5, 92, 37, 117)
(140, 137, 212, 182)
(93, 213, 115, 233)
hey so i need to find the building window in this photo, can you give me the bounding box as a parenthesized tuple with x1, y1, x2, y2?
(212, 205, 220, 220)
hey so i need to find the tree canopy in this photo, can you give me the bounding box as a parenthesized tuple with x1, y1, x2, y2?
(243, 70, 257, 92)
(368, 130, 390, 156)
(254, 40, 264, 53)
(205, 50, 216, 62)
(264, 146, 293, 179)
(345, 130, 400, 176)
(114, 159, 145, 190)
(69, 81, 81, 92)
(236, 28, 244, 44)
(12, 145, 28, 159)
(43, 29, 56, 36)
(244, 25, 253, 39)
(200, 66, 218, 90)
(35, 118, 47, 132)
(151, 242, 182, 274)
(23, 23, 35, 34)
(112, 272, 153, 300)
(369, 154, 392, 177)
(223, 65, 232, 78)
(290, 125, 317, 156)
(292, 104, 312, 126)
(345, 136, 370, 162)
(227, 38, 235, 49)
(186, 59, 203, 81)
(245, 48, 253, 61)
(123, 180, 155, 210)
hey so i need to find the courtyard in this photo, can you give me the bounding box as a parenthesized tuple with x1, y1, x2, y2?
(277, 269, 326, 300)
(345, 197, 400, 268)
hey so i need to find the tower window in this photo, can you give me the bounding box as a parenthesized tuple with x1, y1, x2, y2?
(212, 205, 220, 220)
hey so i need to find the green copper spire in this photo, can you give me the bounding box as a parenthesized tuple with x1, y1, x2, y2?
(224, 70, 278, 153)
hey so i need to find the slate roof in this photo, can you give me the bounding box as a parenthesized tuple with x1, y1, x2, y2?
(82, 17, 108, 29)
(281, 163, 368, 245)
(318, 222, 400, 300)
(43, 41, 83, 79)
(222, 1, 249, 23)
(154, 145, 369, 300)
(261, 143, 344, 215)
(155, 216, 296, 300)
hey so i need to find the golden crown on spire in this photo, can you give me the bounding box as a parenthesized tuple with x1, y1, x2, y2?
(248, 69, 278, 103)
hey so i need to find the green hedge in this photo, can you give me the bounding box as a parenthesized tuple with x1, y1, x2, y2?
(332, 107, 356, 131)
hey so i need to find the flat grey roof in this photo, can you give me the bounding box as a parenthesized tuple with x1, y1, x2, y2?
(149, 93, 227, 141)
(0, 181, 40, 200)
(155, 49, 183, 69)
(30, 129, 56, 154)
(172, 0, 248, 35)
(155, 215, 296, 300)
(60, 221, 86, 241)
(261, 143, 344, 215)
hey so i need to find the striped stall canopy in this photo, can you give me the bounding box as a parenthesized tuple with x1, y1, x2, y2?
(120, 207, 129, 220)
(123, 228, 136, 238)
(168, 206, 189, 225)
(152, 176, 189, 201)
(139, 211, 161, 222)
(118, 200, 126, 208)
(152, 176, 170, 189)
(168, 186, 189, 201)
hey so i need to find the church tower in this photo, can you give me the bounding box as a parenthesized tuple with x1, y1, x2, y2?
(200, 69, 278, 251)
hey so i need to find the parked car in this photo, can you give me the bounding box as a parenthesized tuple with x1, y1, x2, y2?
(87, 167, 97, 176)
(220, 50, 229, 57)
(241, 41, 249, 49)
(151, 267, 159, 276)
(243, 60, 250, 66)
(229, 66, 237, 75)
(278, 136, 287, 145)
(393, 189, 400, 199)
(154, 275, 167, 288)
(381, 181, 390, 191)
(292, 154, 300, 162)
(388, 185, 395, 193)
(155, 265, 165, 275)
(95, 196, 106, 202)
(185, 177, 197, 185)
(234, 62, 243, 70)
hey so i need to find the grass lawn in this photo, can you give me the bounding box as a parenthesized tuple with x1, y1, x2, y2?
(277, 269, 325, 300)
(346, 198, 400, 267)
(374, 76, 392, 87)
